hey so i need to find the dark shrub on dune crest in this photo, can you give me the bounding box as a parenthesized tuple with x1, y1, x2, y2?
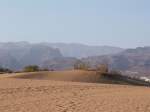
(0, 67, 12, 74)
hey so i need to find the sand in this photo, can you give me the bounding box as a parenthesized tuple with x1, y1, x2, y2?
(0, 71, 150, 112)
(6, 70, 101, 83)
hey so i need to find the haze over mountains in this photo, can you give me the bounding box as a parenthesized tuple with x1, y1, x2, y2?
(0, 41, 150, 75)
(83, 47, 150, 75)
(0, 42, 123, 70)
(0, 42, 62, 70)
(41, 43, 124, 58)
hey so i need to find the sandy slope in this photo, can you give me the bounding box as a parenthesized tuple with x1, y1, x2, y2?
(4, 70, 101, 83)
(0, 71, 150, 112)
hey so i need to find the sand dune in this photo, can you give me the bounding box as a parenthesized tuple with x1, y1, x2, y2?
(6, 70, 102, 83)
(0, 71, 150, 112)
(5, 70, 148, 86)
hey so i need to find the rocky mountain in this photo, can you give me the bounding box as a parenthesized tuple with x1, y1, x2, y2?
(0, 42, 63, 70)
(20, 44, 62, 66)
(0, 53, 20, 70)
(2, 42, 150, 75)
(0, 42, 123, 70)
(40, 43, 124, 58)
(82, 47, 150, 75)
(42, 57, 77, 70)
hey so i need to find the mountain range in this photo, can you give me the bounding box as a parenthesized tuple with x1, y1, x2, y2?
(0, 42, 150, 76)
(0, 42, 123, 70)
(83, 47, 150, 75)
(40, 42, 123, 58)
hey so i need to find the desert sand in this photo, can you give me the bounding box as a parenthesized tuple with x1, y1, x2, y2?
(0, 70, 150, 112)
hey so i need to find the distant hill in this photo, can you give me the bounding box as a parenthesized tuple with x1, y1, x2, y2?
(82, 47, 150, 75)
(0, 42, 63, 70)
(41, 57, 78, 70)
(0, 42, 123, 70)
(40, 43, 124, 58)
(2, 42, 150, 75)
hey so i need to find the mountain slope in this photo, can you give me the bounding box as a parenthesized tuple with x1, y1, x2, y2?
(0, 42, 124, 70)
(0, 42, 63, 70)
(41, 43, 124, 58)
(83, 47, 150, 75)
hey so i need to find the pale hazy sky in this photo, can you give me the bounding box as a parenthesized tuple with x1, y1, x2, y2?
(0, 0, 150, 48)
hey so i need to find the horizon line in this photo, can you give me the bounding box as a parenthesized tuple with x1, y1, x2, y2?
(0, 41, 149, 49)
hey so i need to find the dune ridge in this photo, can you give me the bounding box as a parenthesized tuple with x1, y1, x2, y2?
(6, 70, 101, 83)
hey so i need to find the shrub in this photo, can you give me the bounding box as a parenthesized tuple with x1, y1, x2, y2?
(96, 64, 108, 73)
(0, 67, 12, 73)
(74, 60, 90, 70)
(23, 65, 40, 72)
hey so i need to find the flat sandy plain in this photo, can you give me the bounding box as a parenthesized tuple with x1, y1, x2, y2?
(0, 70, 150, 112)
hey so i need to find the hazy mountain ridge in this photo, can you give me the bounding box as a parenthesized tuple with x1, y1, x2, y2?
(41, 42, 124, 58)
(0, 42, 123, 70)
(83, 47, 150, 75)
(1, 42, 150, 74)
(0, 42, 63, 70)
(42, 57, 78, 70)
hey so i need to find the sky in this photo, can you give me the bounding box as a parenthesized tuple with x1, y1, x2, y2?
(0, 0, 150, 48)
